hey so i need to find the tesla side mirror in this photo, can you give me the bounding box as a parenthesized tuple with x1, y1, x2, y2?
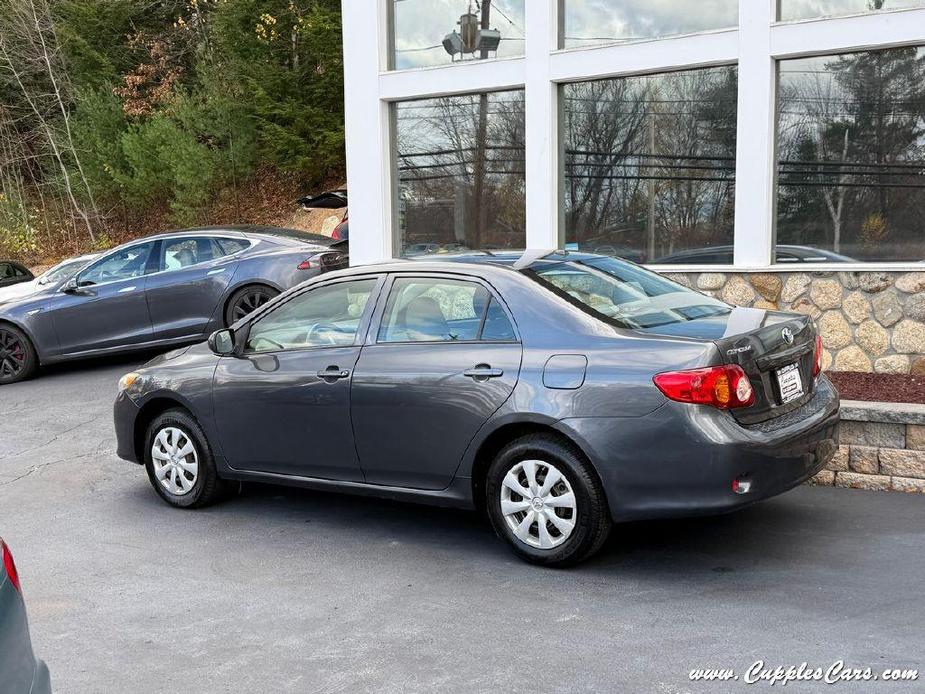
(62, 277, 82, 294)
(208, 329, 237, 357)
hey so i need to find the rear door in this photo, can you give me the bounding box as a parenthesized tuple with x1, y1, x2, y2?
(144, 236, 239, 340)
(351, 273, 522, 490)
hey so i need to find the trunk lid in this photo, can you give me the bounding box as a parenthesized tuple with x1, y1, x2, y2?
(640, 307, 817, 424)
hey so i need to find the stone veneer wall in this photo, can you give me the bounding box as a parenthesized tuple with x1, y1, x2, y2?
(810, 400, 925, 494)
(659, 270, 925, 374)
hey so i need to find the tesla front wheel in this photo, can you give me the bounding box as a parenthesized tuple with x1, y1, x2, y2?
(486, 434, 611, 567)
(144, 409, 228, 509)
(0, 324, 37, 385)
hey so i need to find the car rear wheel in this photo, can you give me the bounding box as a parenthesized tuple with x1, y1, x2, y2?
(144, 409, 228, 508)
(486, 434, 611, 567)
(0, 325, 37, 386)
(224, 285, 279, 326)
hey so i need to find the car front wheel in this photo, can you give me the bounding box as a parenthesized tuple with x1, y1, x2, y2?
(0, 324, 37, 385)
(144, 409, 228, 508)
(486, 434, 612, 567)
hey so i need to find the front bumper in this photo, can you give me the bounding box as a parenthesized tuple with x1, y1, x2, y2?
(560, 375, 840, 522)
(114, 391, 142, 464)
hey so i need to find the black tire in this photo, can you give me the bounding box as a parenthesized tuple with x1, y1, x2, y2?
(485, 434, 612, 567)
(0, 324, 38, 385)
(224, 285, 279, 326)
(144, 408, 229, 509)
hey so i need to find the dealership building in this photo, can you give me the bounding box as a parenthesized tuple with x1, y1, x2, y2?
(342, 0, 925, 374)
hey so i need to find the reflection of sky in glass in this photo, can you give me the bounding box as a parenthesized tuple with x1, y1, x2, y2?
(780, 0, 925, 22)
(561, 0, 737, 48)
(391, 0, 525, 70)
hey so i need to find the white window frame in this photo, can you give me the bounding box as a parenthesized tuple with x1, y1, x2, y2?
(343, 0, 925, 271)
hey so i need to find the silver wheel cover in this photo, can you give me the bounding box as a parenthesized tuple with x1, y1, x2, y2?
(151, 427, 199, 497)
(500, 459, 577, 550)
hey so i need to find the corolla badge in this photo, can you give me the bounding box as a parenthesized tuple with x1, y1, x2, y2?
(781, 327, 795, 345)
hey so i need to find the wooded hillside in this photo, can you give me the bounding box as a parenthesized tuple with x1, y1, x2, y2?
(0, 0, 344, 264)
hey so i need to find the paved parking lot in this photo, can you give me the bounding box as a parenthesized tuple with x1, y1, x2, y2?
(1, 354, 924, 693)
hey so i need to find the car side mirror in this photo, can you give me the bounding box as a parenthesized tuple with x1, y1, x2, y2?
(208, 329, 237, 357)
(62, 277, 87, 295)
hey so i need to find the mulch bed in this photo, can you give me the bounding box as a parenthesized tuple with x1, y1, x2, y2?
(826, 371, 925, 404)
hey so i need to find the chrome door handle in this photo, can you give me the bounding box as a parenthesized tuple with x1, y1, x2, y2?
(316, 367, 350, 380)
(463, 365, 503, 380)
(118, 286, 137, 293)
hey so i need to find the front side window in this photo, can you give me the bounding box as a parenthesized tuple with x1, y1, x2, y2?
(525, 255, 730, 330)
(245, 279, 377, 353)
(394, 89, 526, 258)
(776, 47, 925, 262)
(0, 263, 14, 278)
(389, 0, 525, 70)
(562, 65, 738, 265)
(560, 0, 737, 49)
(779, 0, 925, 22)
(378, 277, 514, 343)
(78, 243, 155, 286)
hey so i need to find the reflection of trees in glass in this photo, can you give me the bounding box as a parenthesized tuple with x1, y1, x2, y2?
(563, 66, 737, 261)
(777, 43, 925, 261)
(394, 90, 525, 254)
(780, 0, 925, 22)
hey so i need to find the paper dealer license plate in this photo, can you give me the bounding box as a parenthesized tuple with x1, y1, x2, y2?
(776, 363, 804, 404)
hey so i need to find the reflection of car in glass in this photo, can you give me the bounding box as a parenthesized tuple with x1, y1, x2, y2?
(404, 243, 441, 256)
(0, 253, 100, 303)
(0, 260, 33, 290)
(564, 242, 646, 264)
(1, 537, 51, 694)
(0, 226, 348, 385)
(114, 251, 838, 567)
(653, 245, 855, 264)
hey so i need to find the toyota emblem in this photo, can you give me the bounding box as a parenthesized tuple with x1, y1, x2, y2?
(782, 327, 794, 345)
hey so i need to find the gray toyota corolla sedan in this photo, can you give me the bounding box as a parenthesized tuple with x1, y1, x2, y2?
(114, 250, 839, 566)
(0, 225, 346, 385)
(1, 537, 51, 693)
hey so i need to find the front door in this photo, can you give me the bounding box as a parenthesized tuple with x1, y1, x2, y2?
(144, 236, 236, 340)
(351, 275, 522, 490)
(212, 276, 382, 480)
(48, 242, 156, 357)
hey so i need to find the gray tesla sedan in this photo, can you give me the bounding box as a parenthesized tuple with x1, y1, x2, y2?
(113, 250, 839, 566)
(1, 538, 51, 693)
(0, 226, 346, 385)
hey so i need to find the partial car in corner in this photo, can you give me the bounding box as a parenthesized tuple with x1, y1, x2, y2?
(0, 225, 347, 385)
(113, 251, 839, 566)
(0, 260, 33, 290)
(1, 537, 51, 694)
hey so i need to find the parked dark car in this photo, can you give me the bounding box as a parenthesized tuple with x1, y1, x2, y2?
(0, 226, 347, 385)
(653, 244, 854, 264)
(0, 260, 33, 289)
(114, 250, 839, 566)
(1, 537, 51, 694)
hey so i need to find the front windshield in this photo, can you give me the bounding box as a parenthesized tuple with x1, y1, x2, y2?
(39, 257, 92, 285)
(524, 255, 731, 330)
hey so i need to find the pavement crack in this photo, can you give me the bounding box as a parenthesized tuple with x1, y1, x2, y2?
(0, 416, 100, 463)
(0, 448, 102, 488)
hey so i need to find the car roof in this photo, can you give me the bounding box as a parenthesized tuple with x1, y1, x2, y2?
(109, 225, 340, 249)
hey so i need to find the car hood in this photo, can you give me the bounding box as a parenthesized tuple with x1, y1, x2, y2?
(0, 283, 59, 314)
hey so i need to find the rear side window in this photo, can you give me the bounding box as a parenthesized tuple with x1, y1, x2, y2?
(214, 238, 250, 257)
(378, 277, 515, 343)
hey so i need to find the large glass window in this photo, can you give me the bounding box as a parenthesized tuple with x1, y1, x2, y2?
(390, 0, 525, 71)
(78, 243, 155, 286)
(394, 90, 526, 257)
(776, 47, 925, 263)
(779, 0, 925, 22)
(562, 66, 738, 265)
(560, 0, 737, 49)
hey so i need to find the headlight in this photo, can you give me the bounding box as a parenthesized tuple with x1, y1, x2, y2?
(118, 372, 143, 393)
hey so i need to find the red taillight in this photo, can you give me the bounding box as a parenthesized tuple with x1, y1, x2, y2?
(297, 259, 313, 270)
(653, 365, 755, 409)
(1, 539, 21, 593)
(813, 334, 823, 377)
(332, 221, 347, 240)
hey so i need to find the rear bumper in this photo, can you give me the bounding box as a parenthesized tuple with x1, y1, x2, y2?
(559, 375, 840, 522)
(114, 391, 142, 464)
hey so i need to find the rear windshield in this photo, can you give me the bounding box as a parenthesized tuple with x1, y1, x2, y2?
(524, 256, 730, 330)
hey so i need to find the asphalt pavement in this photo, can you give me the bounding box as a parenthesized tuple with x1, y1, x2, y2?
(1, 353, 923, 693)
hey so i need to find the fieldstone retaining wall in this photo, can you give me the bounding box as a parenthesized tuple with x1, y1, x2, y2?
(661, 270, 925, 374)
(809, 400, 925, 493)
